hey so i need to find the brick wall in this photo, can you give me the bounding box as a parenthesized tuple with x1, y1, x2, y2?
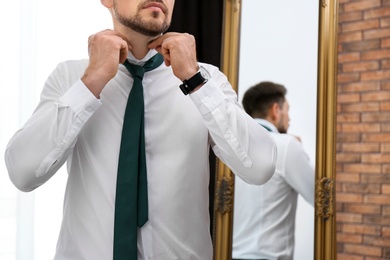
(337, 0, 390, 259)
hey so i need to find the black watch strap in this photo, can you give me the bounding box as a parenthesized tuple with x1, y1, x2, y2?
(179, 71, 208, 95)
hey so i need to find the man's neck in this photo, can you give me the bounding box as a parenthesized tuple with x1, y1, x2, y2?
(114, 25, 159, 60)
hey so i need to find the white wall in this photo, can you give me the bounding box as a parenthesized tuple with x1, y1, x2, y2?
(237, 0, 319, 259)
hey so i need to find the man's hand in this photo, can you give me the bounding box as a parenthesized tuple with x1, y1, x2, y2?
(148, 32, 199, 82)
(82, 30, 131, 98)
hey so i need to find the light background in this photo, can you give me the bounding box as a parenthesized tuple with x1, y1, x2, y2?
(0, 0, 111, 259)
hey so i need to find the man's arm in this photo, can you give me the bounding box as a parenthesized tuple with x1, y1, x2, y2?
(149, 33, 277, 185)
(5, 62, 101, 192)
(284, 137, 315, 205)
(190, 68, 277, 185)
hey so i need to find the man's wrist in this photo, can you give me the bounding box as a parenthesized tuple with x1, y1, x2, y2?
(179, 66, 210, 95)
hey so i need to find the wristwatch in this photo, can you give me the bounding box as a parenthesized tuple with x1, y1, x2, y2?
(179, 66, 210, 95)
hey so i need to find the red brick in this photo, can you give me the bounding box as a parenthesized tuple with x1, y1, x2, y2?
(339, 81, 380, 92)
(337, 212, 363, 223)
(343, 61, 380, 72)
(382, 226, 390, 236)
(337, 254, 364, 260)
(341, 102, 380, 113)
(337, 113, 361, 123)
(339, 11, 364, 23)
(381, 17, 390, 28)
(382, 144, 390, 153)
(364, 7, 390, 19)
(337, 173, 361, 182)
(363, 133, 390, 142)
(344, 0, 381, 12)
(362, 112, 390, 122)
(361, 70, 390, 81)
(384, 81, 390, 90)
(338, 72, 360, 83)
(344, 203, 382, 214)
(336, 133, 361, 143)
(384, 206, 390, 216)
(366, 257, 390, 260)
(382, 59, 390, 69)
(362, 49, 390, 60)
(337, 193, 364, 203)
(337, 93, 361, 103)
(381, 123, 390, 131)
(343, 243, 382, 256)
(338, 52, 361, 63)
(381, 102, 390, 111)
(337, 153, 362, 163)
(364, 215, 390, 226)
(365, 28, 390, 40)
(362, 91, 390, 101)
(337, 232, 363, 243)
(361, 174, 390, 184)
(384, 165, 390, 174)
(342, 224, 381, 235)
(343, 163, 382, 173)
(342, 143, 380, 153)
(339, 31, 363, 43)
(382, 185, 390, 194)
(362, 153, 390, 163)
(364, 236, 390, 247)
(342, 123, 381, 133)
(383, 38, 390, 48)
(342, 19, 380, 33)
(364, 195, 390, 205)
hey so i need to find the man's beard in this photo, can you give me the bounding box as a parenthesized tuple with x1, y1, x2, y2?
(277, 119, 287, 134)
(113, 5, 170, 37)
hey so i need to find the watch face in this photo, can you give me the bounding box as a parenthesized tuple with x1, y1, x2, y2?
(199, 66, 211, 80)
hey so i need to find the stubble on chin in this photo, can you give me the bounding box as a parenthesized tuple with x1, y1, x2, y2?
(113, 5, 170, 37)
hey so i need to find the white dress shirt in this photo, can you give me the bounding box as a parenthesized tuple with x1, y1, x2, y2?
(232, 119, 314, 260)
(5, 50, 277, 260)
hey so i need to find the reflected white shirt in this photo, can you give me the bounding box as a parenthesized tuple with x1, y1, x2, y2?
(5, 50, 276, 260)
(232, 119, 314, 260)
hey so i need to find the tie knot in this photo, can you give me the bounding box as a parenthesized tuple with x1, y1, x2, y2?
(127, 64, 145, 80)
(123, 53, 164, 81)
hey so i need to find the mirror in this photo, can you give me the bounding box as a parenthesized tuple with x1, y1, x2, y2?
(213, 0, 339, 260)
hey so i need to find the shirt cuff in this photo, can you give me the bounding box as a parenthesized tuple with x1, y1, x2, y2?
(59, 79, 101, 115)
(189, 78, 225, 115)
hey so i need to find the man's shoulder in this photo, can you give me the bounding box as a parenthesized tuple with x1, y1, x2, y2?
(57, 59, 89, 69)
(271, 133, 302, 150)
(271, 132, 296, 142)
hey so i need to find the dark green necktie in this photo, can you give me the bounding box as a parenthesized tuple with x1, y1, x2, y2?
(114, 53, 164, 260)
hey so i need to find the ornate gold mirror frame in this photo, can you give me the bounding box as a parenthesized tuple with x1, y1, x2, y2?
(213, 0, 339, 259)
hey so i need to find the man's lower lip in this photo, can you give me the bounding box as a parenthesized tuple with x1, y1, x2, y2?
(144, 6, 164, 12)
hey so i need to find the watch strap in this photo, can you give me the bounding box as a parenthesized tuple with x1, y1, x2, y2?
(179, 71, 208, 95)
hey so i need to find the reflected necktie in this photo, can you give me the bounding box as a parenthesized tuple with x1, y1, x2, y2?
(113, 53, 164, 260)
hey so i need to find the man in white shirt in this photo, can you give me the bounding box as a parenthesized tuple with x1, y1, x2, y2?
(5, 1, 277, 259)
(232, 81, 314, 260)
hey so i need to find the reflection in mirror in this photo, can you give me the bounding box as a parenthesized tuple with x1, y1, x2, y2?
(232, 1, 319, 259)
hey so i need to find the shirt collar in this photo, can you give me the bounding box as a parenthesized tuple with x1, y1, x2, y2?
(254, 118, 279, 133)
(126, 49, 159, 66)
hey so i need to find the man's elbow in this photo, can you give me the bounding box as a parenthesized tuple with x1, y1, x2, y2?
(243, 144, 277, 185)
(5, 153, 39, 192)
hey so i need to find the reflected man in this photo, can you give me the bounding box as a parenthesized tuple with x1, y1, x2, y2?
(232, 81, 314, 260)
